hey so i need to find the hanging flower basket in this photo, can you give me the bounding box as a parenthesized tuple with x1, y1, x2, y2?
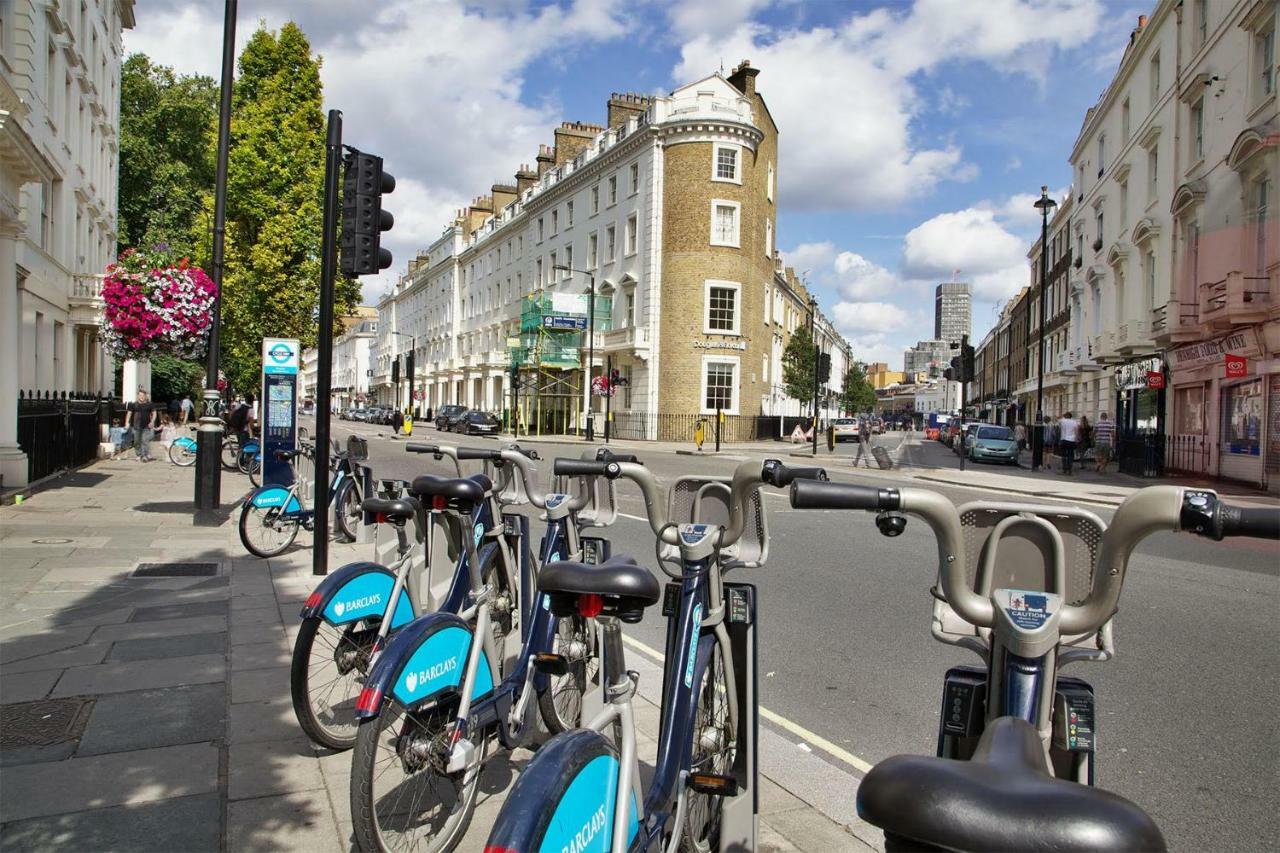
(98, 244, 217, 361)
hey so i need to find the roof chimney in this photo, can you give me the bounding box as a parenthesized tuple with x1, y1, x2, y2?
(535, 144, 555, 177)
(727, 59, 759, 97)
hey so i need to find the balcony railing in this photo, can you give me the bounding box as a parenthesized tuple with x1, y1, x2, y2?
(1200, 272, 1273, 329)
(1151, 299, 1199, 338)
(599, 325, 650, 350)
(69, 274, 105, 303)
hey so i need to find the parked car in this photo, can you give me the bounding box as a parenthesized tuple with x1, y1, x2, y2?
(943, 420, 961, 447)
(453, 410, 499, 436)
(955, 422, 979, 454)
(832, 418, 859, 442)
(435, 404, 468, 431)
(368, 406, 392, 425)
(967, 424, 1019, 465)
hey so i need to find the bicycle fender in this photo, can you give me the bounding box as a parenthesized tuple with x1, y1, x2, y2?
(355, 611, 495, 719)
(247, 486, 301, 514)
(174, 436, 197, 450)
(484, 728, 639, 852)
(298, 562, 415, 629)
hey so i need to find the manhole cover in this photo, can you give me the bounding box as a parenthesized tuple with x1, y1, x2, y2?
(132, 562, 219, 578)
(0, 697, 94, 749)
(32, 538, 73, 544)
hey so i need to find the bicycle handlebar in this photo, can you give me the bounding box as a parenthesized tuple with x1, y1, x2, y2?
(403, 443, 463, 477)
(790, 479, 897, 510)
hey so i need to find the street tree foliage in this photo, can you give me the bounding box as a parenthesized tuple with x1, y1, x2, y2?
(117, 55, 218, 254)
(149, 353, 204, 403)
(781, 325, 816, 409)
(841, 362, 877, 415)
(194, 23, 360, 393)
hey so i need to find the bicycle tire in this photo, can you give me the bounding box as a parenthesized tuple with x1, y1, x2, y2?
(350, 696, 484, 853)
(168, 442, 197, 467)
(682, 640, 734, 852)
(221, 439, 239, 471)
(237, 447, 255, 474)
(238, 502, 300, 558)
(334, 478, 360, 542)
(249, 463, 261, 488)
(536, 614, 598, 734)
(290, 616, 377, 750)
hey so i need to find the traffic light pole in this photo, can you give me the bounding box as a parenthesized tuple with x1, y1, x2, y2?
(312, 109, 342, 577)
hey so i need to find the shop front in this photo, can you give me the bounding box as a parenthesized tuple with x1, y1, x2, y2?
(1167, 322, 1278, 489)
(1112, 356, 1166, 477)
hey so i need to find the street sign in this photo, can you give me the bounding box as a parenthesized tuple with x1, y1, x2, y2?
(260, 337, 300, 487)
(262, 338, 299, 375)
(543, 315, 588, 331)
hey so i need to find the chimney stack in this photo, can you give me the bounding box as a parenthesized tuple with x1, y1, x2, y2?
(515, 164, 538, 194)
(727, 59, 759, 97)
(535, 144, 555, 177)
(554, 121, 604, 165)
(607, 92, 651, 128)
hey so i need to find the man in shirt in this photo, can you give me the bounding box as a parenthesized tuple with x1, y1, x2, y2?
(853, 418, 874, 468)
(1057, 411, 1080, 475)
(125, 390, 158, 462)
(179, 394, 195, 425)
(1092, 412, 1116, 473)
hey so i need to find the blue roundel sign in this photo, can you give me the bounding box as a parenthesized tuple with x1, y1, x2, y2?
(269, 343, 293, 363)
(262, 338, 299, 375)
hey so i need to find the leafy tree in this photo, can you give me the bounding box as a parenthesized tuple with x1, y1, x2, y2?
(149, 353, 204, 403)
(781, 325, 816, 410)
(197, 23, 360, 393)
(118, 55, 218, 254)
(841, 362, 877, 415)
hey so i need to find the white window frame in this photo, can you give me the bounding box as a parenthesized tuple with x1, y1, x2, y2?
(551, 208, 559, 236)
(587, 231, 598, 268)
(700, 356, 740, 415)
(591, 185, 600, 215)
(607, 175, 617, 206)
(605, 224, 616, 262)
(764, 219, 773, 258)
(710, 199, 741, 248)
(1191, 98, 1204, 162)
(625, 213, 638, 257)
(566, 200, 574, 228)
(767, 161, 774, 202)
(563, 245, 573, 279)
(629, 162, 639, 195)
(703, 279, 742, 336)
(712, 143, 741, 184)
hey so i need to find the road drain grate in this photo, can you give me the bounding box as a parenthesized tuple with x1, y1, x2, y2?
(0, 697, 95, 749)
(132, 562, 219, 578)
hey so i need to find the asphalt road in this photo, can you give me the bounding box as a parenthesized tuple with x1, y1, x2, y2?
(307, 417, 1280, 852)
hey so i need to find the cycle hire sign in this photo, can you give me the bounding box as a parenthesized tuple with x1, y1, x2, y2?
(261, 338, 300, 487)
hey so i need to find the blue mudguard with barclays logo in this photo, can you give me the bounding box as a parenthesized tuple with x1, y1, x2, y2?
(298, 562, 415, 629)
(354, 611, 495, 718)
(173, 435, 197, 450)
(248, 485, 302, 514)
(485, 729, 639, 853)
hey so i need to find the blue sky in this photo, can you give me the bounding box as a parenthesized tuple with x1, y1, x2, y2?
(127, 0, 1150, 368)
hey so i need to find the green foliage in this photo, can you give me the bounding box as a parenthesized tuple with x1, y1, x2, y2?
(149, 353, 204, 402)
(201, 23, 360, 394)
(841, 362, 877, 415)
(781, 325, 816, 408)
(118, 55, 218, 254)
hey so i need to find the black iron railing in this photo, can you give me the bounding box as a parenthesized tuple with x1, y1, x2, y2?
(1166, 433, 1211, 475)
(16, 390, 111, 483)
(1117, 432, 1164, 478)
(605, 412, 788, 443)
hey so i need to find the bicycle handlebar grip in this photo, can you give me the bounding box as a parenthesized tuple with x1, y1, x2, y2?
(404, 443, 440, 454)
(1214, 505, 1280, 540)
(553, 458, 621, 479)
(790, 479, 899, 511)
(760, 459, 828, 488)
(504, 444, 540, 461)
(457, 447, 501, 460)
(597, 449, 640, 464)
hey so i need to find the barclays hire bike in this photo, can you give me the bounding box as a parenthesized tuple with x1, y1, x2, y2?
(484, 457, 828, 853)
(786, 479, 1280, 852)
(347, 449, 635, 853)
(167, 426, 199, 466)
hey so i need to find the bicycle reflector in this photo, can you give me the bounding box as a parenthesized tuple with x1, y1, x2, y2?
(532, 653, 569, 676)
(688, 773, 739, 796)
(484, 847, 518, 853)
(577, 593, 604, 618)
(303, 591, 323, 610)
(431, 495, 448, 511)
(355, 685, 382, 714)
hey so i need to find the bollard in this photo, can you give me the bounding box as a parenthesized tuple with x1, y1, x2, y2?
(715, 407, 722, 453)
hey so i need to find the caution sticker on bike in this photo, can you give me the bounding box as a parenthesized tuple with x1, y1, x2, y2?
(1002, 589, 1053, 630)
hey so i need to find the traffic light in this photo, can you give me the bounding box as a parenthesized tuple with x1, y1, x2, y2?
(391, 356, 400, 384)
(340, 148, 395, 276)
(944, 367, 955, 382)
(817, 352, 832, 383)
(404, 349, 414, 385)
(949, 356, 962, 382)
(961, 335, 975, 381)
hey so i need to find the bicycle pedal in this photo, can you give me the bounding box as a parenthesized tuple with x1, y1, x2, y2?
(687, 773, 738, 796)
(446, 737, 478, 774)
(532, 653, 569, 676)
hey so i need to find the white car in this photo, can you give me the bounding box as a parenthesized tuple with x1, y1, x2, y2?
(832, 418, 859, 442)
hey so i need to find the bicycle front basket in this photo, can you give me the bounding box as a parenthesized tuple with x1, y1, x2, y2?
(347, 435, 369, 461)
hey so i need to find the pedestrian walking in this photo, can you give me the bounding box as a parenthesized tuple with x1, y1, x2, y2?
(167, 396, 181, 424)
(392, 408, 404, 435)
(1092, 412, 1116, 474)
(228, 398, 251, 449)
(180, 394, 195, 425)
(853, 418, 874, 468)
(1079, 416, 1094, 470)
(1057, 411, 1080, 475)
(125, 390, 158, 462)
(1014, 422, 1027, 453)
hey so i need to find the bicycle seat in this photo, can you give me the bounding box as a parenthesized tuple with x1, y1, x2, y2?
(540, 557, 660, 624)
(361, 497, 419, 524)
(409, 473, 491, 508)
(856, 717, 1166, 852)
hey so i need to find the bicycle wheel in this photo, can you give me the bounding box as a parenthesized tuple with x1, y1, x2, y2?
(168, 441, 197, 467)
(290, 616, 378, 750)
(221, 439, 239, 470)
(334, 478, 361, 542)
(537, 614, 598, 734)
(350, 697, 485, 853)
(479, 547, 517, 673)
(249, 460, 261, 488)
(682, 642, 734, 852)
(238, 502, 300, 558)
(237, 446, 255, 474)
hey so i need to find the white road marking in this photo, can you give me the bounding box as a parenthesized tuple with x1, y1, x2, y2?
(616, 512, 649, 522)
(619, 633, 874, 774)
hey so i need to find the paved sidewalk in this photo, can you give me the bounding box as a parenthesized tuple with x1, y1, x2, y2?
(0, 456, 876, 851)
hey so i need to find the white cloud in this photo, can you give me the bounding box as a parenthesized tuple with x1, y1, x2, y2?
(672, 0, 1103, 211)
(784, 242, 904, 301)
(831, 301, 909, 333)
(901, 207, 1030, 300)
(666, 0, 773, 40)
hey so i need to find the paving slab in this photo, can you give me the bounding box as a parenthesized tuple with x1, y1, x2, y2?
(2, 642, 111, 674)
(128, 600, 229, 623)
(228, 736, 326, 800)
(0, 741, 219, 821)
(230, 607, 283, 629)
(51, 653, 225, 697)
(231, 640, 291, 671)
(230, 665, 291, 704)
(0, 792, 222, 853)
(227, 791, 342, 853)
(78, 683, 226, 755)
(231, 622, 289, 647)
(229, 696, 299, 744)
(89, 614, 227, 644)
(0, 626, 97, 664)
(0, 669, 62, 704)
(767, 805, 874, 851)
(107, 632, 227, 663)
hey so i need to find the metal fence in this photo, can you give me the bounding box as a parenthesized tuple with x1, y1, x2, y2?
(1165, 433, 1211, 476)
(1117, 432, 1165, 478)
(604, 412, 789, 443)
(16, 390, 110, 484)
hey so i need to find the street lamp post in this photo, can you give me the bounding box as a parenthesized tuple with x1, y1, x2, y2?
(553, 264, 597, 441)
(194, 0, 237, 525)
(391, 331, 414, 416)
(1032, 185, 1057, 472)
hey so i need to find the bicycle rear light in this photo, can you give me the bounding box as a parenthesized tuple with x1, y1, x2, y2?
(355, 685, 382, 714)
(304, 591, 323, 610)
(577, 593, 604, 618)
